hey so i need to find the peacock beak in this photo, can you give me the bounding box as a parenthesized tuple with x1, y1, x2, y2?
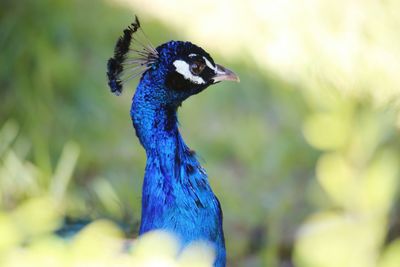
(212, 64, 240, 83)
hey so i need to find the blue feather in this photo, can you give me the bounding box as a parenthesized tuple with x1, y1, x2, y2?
(131, 81, 225, 265)
(108, 19, 238, 266)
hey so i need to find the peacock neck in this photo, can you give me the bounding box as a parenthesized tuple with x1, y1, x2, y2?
(131, 89, 183, 155)
(131, 85, 226, 267)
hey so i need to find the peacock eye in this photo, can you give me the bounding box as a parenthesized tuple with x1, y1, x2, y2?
(190, 61, 205, 75)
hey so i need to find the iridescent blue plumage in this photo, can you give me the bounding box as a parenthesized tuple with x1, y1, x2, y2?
(108, 19, 238, 267)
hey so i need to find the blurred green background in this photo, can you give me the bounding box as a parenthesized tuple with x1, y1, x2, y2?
(1, 0, 400, 266)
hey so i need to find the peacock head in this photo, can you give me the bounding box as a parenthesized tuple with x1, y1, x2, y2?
(107, 17, 239, 107)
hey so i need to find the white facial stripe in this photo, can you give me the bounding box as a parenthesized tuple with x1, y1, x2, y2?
(203, 57, 216, 71)
(188, 53, 197, 58)
(173, 60, 206, 84)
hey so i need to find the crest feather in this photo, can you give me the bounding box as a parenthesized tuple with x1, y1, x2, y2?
(107, 16, 158, 95)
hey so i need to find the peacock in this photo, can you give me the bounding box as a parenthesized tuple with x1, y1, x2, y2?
(107, 17, 239, 267)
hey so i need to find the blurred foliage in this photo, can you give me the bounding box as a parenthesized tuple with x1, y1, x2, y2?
(0, 122, 215, 267)
(295, 98, 400, 267)
(1, 0, 400, 266)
